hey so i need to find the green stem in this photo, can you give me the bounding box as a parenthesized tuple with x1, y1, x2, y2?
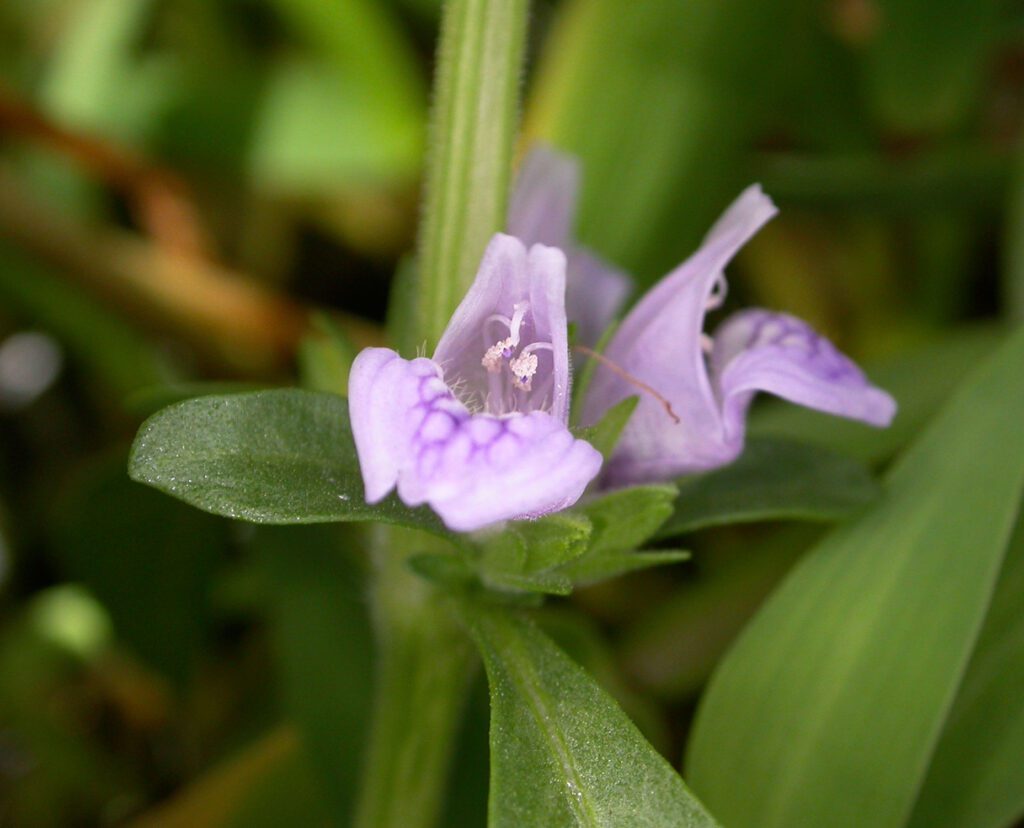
(354, 530, 475, 828)
(416, 0, 530, 349)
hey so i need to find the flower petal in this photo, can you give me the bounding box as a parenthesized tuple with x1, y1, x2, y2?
(348, 348, 434, 503)
(349, 348, 601, 532)
(584, 185, 777, 484)
(433, 233, 571, 420)
(422, 411, 603, 532)
(711, 310, 897, 445)
(508, 146, 579, 248)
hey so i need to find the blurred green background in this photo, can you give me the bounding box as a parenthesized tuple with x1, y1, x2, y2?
(0, 0, 1021, 824)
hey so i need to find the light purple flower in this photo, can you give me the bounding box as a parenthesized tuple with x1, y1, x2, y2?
(582, 185, 897, 487)
(349, 233, 602, 532)
(508, 146, 631, 346)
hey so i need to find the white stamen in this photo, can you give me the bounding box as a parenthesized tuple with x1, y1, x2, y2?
(701, 333, 714, 354)
(482, 337, 514, 372)
(509, 351, 538, 391)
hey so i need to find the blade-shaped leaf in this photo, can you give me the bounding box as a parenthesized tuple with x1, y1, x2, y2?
(906, 512, 1024, 828)
(686, 327, 1024, 828)
(659, 437, 879, 536)
(462, 604, 719, 827)
(128, 390, 449, 537)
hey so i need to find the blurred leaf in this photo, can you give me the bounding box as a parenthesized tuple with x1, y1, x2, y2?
(249, 57, 421, 192)
(52, 455, 222, 684)
(128, 390, 452, 538)
(750, 325, 1004, 463)
(385, 256, 420, 356)
(269, 0, 425, 125)
(687, 327, 1024, 828)
(0, 592, 133, 828)
(659, 437, 879, 536)
(479, 514, 592, 595)
(437, 674, 491, 828)
(41, 0, 165, 139)
(251, 525, 373, 821)
(906, 512, 1024, 828)
(1003, 136, 1024, 324)
(0, 241, 169, 397)
(416, 0, 529, 346)
(224, 742, 336, 828)
(620, 525, 818, 699)
(298, 313, 357, 396)
(529, 0, 803, 284)
(861, 0, 1000, 134)
(757, 150, 1009, 213)
(462, 604, 719, 827)
(133, 728, 313, 828)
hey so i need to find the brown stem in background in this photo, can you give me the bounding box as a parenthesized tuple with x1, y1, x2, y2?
(0, 82, 211, 260)
(0, 167, 384, 374)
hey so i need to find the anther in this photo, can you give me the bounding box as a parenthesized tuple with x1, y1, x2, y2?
(482, 337, 514, 372)
(509, 351, 539, 391)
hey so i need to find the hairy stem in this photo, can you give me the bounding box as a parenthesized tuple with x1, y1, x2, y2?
(354, 529, 475, 828)
(415, 0, 530, 349)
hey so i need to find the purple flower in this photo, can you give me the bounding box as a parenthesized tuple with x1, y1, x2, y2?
(349, 234, 602, 532)
(582, 185, 897, 487)
(508, 146, 631, 347)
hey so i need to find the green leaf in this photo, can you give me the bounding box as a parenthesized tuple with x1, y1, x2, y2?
(907, 512, 1024, 828)
(461, 604, 720, 827)
(416, 0, 529, 346)
(686, 327, 1024, 828)
(862, 0, 999, 134)
(659, 437, 880, 536)
(575, 396, 638, 461)
(128, 390, 450, 538)
(558, 486, 687, 585)
(479, 515, 593, 595)
(582, 485, 677, 554)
